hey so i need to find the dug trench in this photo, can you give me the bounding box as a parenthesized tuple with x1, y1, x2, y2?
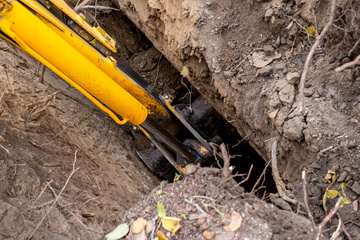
(0, 0, 359, 239)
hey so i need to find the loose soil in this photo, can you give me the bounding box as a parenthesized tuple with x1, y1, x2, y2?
(1, 0, 360, 239)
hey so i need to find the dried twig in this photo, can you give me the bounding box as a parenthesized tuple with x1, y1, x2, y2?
(0, 143, 9, 154)
(220, 143, 231, 180)
(337, 213, 353, 240)
(302, 170, 316, 229)
(297, 0, 337, 114)
(271, 141, 298, 205)
(251, 159, 271, 194)
(232, 165, 253, 189)
(335, 55, 360, 72)
(28, 151, 80, 240)
(35, 181, 53, 201)
(316, 197, 343, 240)
(330, 217, 342, 240)
(67, 211, 102, 234)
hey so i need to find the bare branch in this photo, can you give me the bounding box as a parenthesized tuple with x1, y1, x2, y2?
(316, 197, 343, 240)
(297, 0, 337, 114)
(335, 55, 360, 72)
(232, 164, 253, 189)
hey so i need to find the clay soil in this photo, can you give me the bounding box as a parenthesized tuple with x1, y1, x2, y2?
(1, 0, 360, 239)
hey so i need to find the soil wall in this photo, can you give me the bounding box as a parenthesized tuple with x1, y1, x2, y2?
(115, 0, 360, 183)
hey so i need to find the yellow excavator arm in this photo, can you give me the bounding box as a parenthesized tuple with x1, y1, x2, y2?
(0, 0, 216, 176)
(0, 0, 169, 125)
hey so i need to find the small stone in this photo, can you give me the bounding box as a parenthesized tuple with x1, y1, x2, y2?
(263, 44, 274, 53)
(310, 163, 321, 169)
(185, 164, 197, 175)
(308, 145, 319, 153)
(203, 230, 215, 239)
(278, 84, 295, 106)
(275, 78, 288, 91)
(337, 171, 348, 182)
(269, 92, 282, 109)
(313, 91, 320, 98)
(286, 72, 300, 84)
(304, 88, 314, 97)
(348, 140, 357, 149)
(283, 116, 305, 141)
(273, 197, 292, 211)
(351, 181, 360, 195)
(264, 8, 274, 22)
(256, 66, 273, 77)
(341, 57, 351, 65)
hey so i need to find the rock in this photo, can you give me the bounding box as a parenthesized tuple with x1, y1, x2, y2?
(274, 36, 281, 48)
(304, 88, 314, 97)
(269, 92, 282, 109)
(348, 140, 357, 149)
(256, 66, 273, 77)
(278, 84, 295, 106)
(337, 171, 348, 182)
(275, 78, 288, 91)
(283, 116, 305, 141)
(274, 107, 290, 133)
(273, 197, 292, 211)
(351, 181, 360, 195)
(264, 8, 274, 22)
(203, 230, 215, 239)
(308, 145, 319, 153)
(286, 72, 300, 84)
(263, 44, 274, 53)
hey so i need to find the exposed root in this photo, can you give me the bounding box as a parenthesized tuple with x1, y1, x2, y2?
(335, 54, 360, 72)
(271, 141, 298, 205)
(297, 0, 337, 114)
(316, 197, 343, 240)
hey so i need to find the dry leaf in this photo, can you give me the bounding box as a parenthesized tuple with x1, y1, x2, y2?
(223, 211, 242, 232)
(161, 216, 181, 232)
(172, 222, 181, 236)
(203, 230, 215, 239)
(268, 109, 279, 119)
(180, 66, 189, 77)
(157, 202, 166, 218)
(105, 223, 129, 240)
(131, 218, 147, 234)
(324, 170, 336, 183)
(306, 26, 319, 36)
(157, 230, 169, 240)
(353, 200, 358, 212)
(251, 51, 281, 68)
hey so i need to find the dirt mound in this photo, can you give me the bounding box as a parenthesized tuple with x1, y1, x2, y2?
(121, 166, 312, 240)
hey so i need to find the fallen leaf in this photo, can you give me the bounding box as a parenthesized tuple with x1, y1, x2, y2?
(180, 66, 189, 77)
(324, 170, 336, 183)
(161, 216, 181, 232)
(131, 218, 147, 234)
(223, 211, 242, 232)
(172, 222, 181, 236)
(105, 223, 129, 240)
(353, 200, 358, 212)
(251, 51, 281, 68)
(306, 26, 319, 36)
(157, 202, 166, 218)
(203, 230, 216, 239)
(323, 189, 340, 212)
(157, 230, 169, 240)
(268, 108, 279, 119)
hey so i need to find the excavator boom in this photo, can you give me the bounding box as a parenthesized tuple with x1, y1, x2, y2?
(0, 0, 216, 176)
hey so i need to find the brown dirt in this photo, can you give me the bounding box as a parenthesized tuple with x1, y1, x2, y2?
(1, 0, 360, 239)
(123, 166, 312, 240)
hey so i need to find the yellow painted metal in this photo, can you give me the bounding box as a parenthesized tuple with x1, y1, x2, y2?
(0, 0, 169, 125)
